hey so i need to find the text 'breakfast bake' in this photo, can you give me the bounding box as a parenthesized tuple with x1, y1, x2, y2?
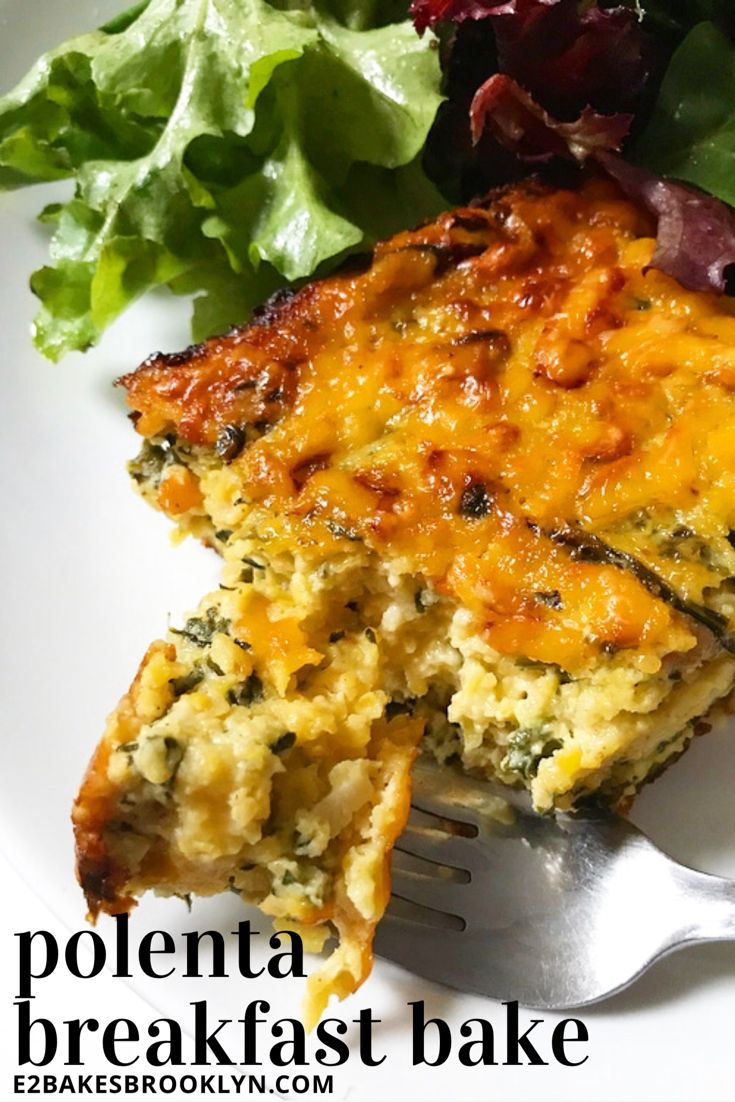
(75, 178, 735, 1022)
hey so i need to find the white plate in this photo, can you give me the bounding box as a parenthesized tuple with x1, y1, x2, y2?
(1, 4, 735, 1099)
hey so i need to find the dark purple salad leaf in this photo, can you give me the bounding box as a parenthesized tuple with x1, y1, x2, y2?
(494, 2, 649, 117)
(471, 75, 631, 163)
(412, 0, 651, 118)
(597, 153, 735, 294)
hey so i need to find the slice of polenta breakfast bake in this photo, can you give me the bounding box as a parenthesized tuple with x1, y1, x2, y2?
(74, 177, 735, 1021)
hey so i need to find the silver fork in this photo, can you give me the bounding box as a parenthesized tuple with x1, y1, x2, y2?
(374, 755, 735, 1008)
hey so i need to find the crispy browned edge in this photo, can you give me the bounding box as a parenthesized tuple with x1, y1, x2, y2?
(115, 180, 552, 406)
(117, 269, 353, 399)
(72, 642, 175, 920)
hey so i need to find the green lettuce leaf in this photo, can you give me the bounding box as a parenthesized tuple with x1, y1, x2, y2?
(0, 0, 443, 360)
(634, 21, 735, 207)
(629, 1, 735, 37)
(636, 1, 735, 38)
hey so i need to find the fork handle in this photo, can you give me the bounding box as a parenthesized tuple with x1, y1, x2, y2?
(670, 861, 735, 943)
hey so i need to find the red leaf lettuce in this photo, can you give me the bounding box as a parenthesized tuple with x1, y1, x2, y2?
(597, 153, 735, 294)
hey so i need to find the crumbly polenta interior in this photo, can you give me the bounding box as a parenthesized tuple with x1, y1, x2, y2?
(75, 179, 735, 1024)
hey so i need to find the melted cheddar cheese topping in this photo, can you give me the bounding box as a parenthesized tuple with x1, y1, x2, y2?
(124, 178, 735, 674)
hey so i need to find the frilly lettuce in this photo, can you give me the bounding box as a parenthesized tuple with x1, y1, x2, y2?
(0, 0, 444, 359)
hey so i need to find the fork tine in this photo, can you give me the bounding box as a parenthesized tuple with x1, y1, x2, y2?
(409, 788, 484, 830)
(391, 869, 470, 917)
(396, 827, 477, 872)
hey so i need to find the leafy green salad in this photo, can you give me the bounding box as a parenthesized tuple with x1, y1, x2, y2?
(2, 0, 735, 360)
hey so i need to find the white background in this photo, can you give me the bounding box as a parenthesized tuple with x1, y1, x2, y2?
(2, 4, 735, 1101)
